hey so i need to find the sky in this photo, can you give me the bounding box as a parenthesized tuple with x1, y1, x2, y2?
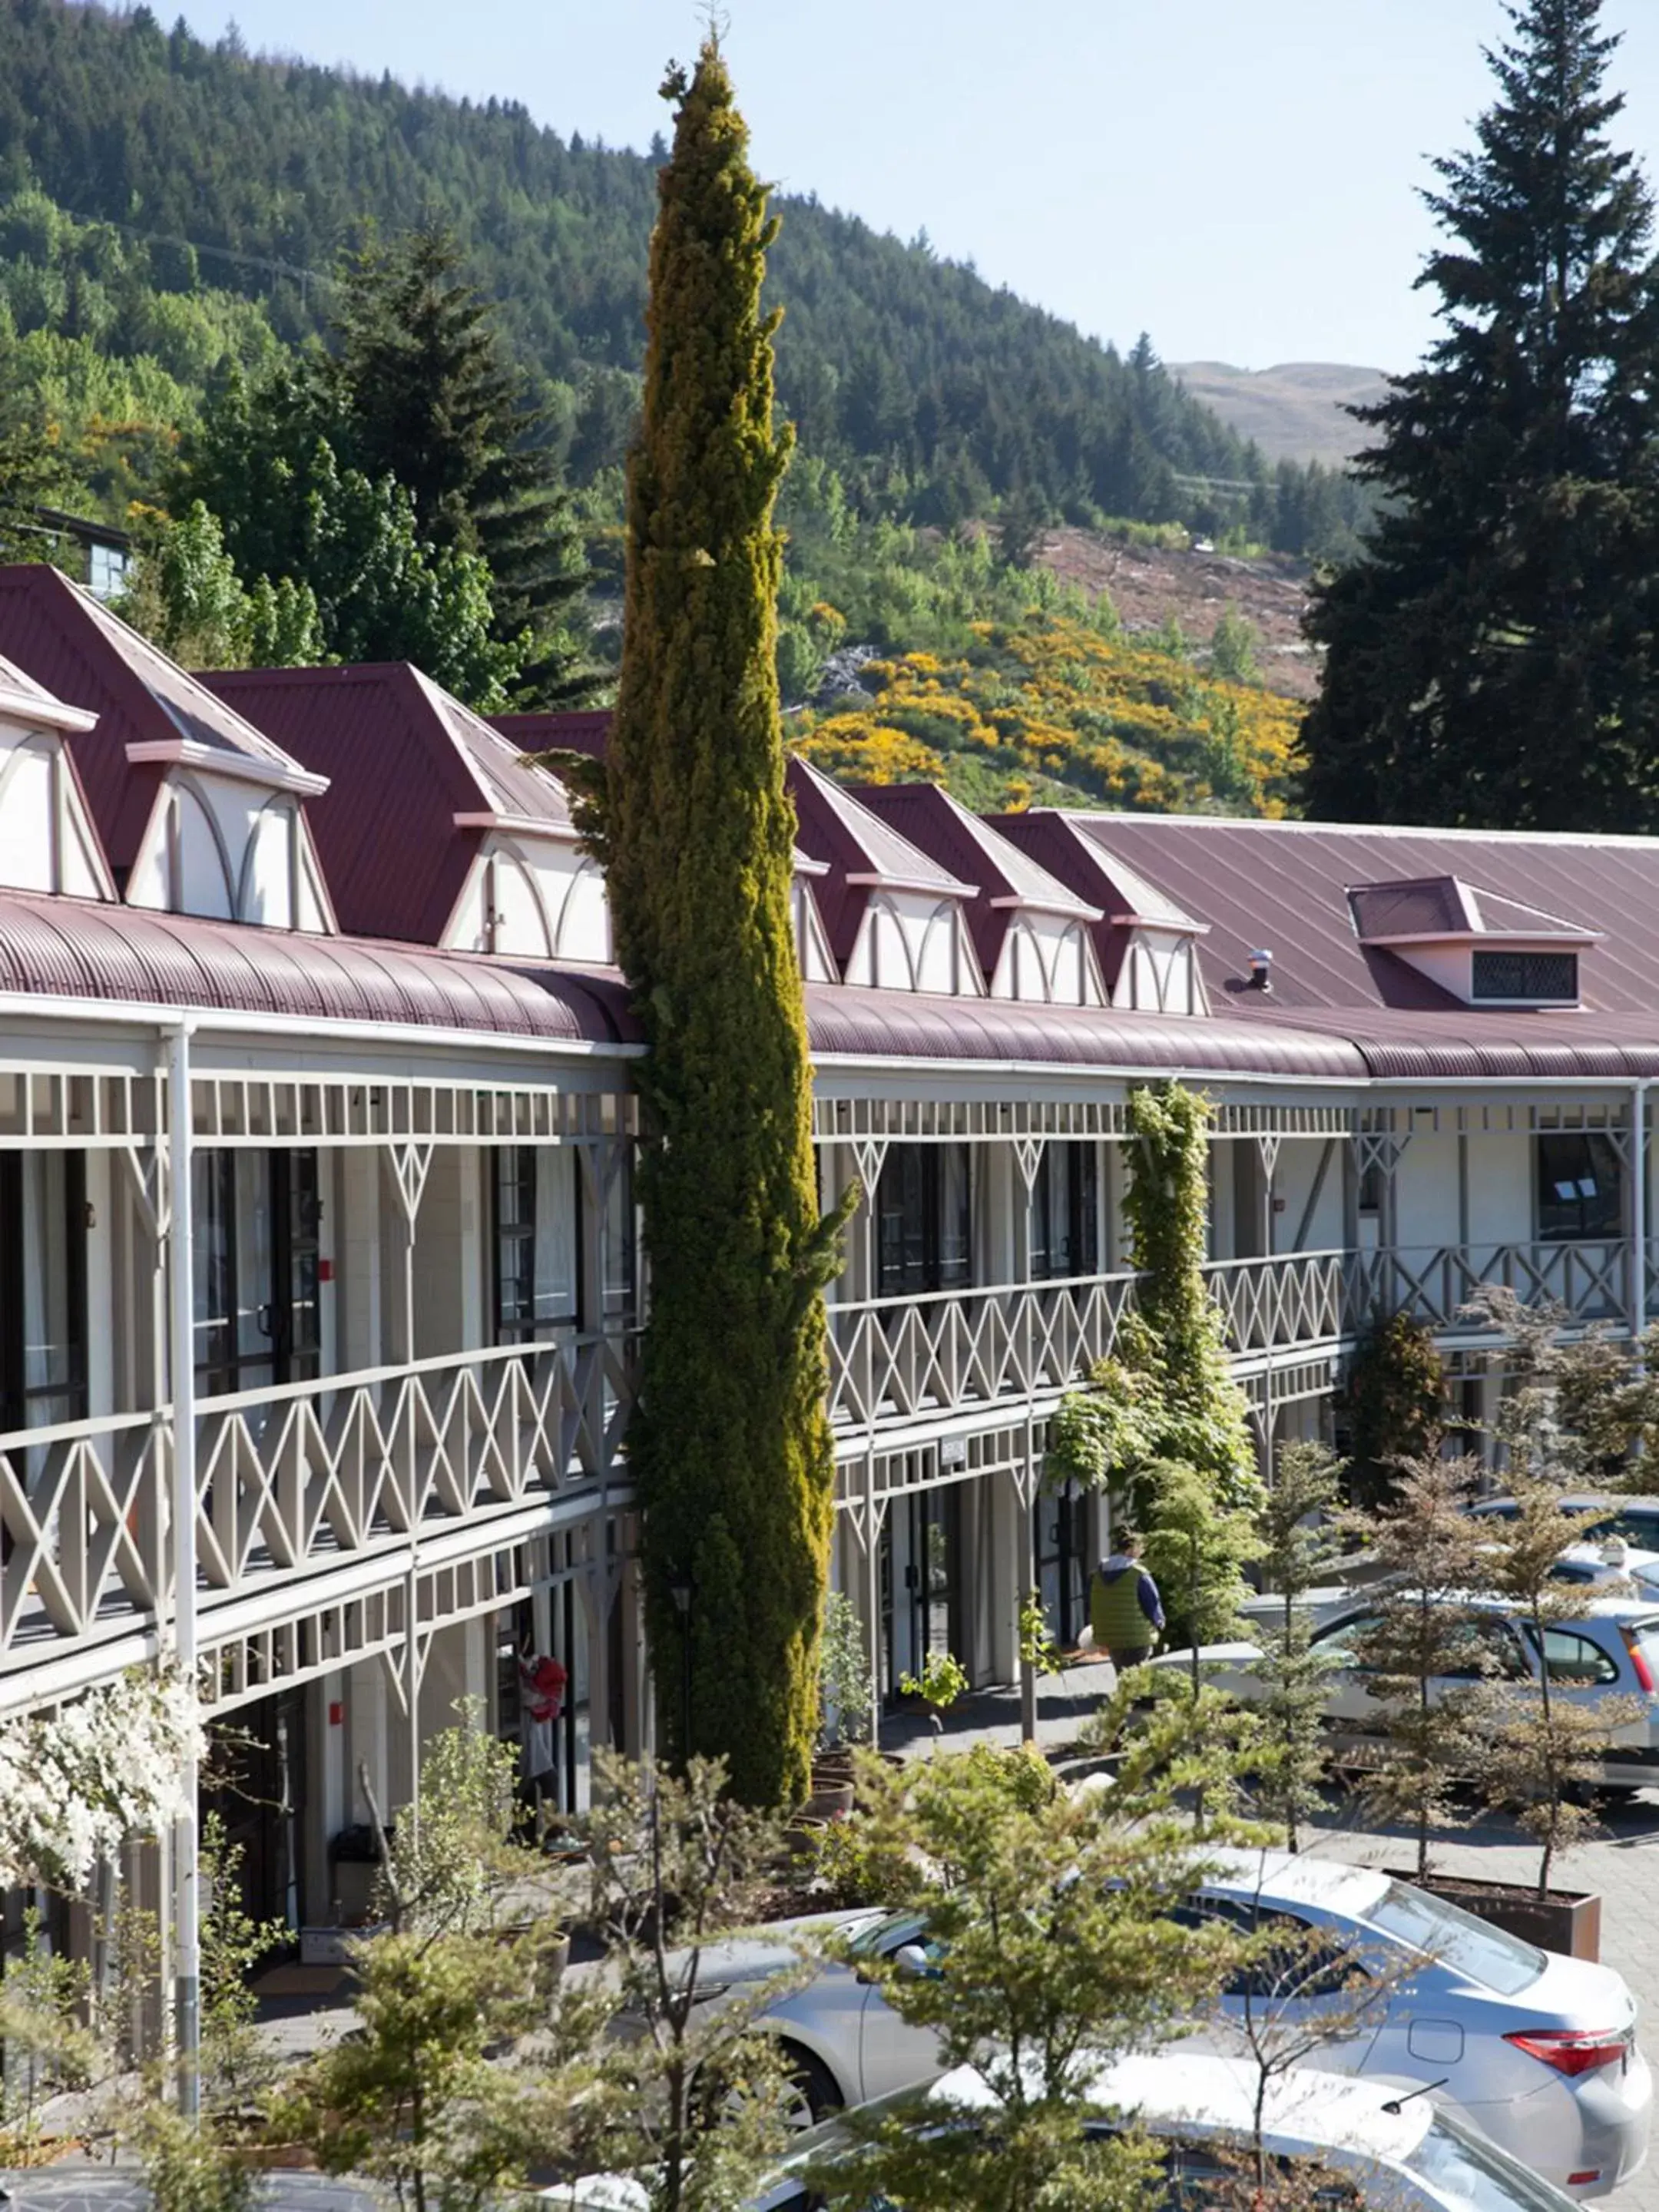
(170, 0, 1659, 375)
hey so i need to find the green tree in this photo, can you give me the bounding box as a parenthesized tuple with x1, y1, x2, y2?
(329, 225, 591, 703)
(1208, 604, 1259, 684)
(119, 502, 323, 671)
(1250, 1440, 1347, 1849)
(598, 42, 854, 1806)
(1301, 0, 1659, 829)
(1341, 1310, 1446, 1504)
(824, 1745, 1237, 2212)
(582, 1753, 805, 2212)
(1343, 1456, 1492, 1879)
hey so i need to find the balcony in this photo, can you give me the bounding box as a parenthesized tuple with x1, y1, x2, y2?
(0, 1333, 634, 1689)
(826, 1249, 1349, 1439)
(1346, 1240, 1629, 1333)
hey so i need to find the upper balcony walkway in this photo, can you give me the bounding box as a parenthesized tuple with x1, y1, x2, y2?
(826, 1238, 1641, 1445)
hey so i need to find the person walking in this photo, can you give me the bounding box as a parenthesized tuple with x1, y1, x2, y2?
(1090, 1531, 1164, 1672)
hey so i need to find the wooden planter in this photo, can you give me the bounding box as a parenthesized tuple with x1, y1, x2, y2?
(1395, 1870, 1602, 1961)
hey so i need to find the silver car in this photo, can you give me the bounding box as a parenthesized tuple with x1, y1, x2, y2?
(548, 2048, 1605, 2212)
(1157, 1592, 1659, 1793)
(717, 1853, 1651, 2195)
(1470, 1495, 1659, 1554)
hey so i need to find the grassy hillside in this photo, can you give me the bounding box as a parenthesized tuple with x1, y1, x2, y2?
(0, 0, 1367, 556)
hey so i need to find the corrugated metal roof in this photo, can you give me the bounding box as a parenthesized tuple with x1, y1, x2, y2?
(1244, 1002, 1659, 1081)
(207, 664, 574, 948)
(0, 566, 316, 871)
(985, 810, 1204, 994)
(0, 889, 634, 1044)
(788, 757, 972, 970)
(0, 651, 96, 733)
(1051, 813, 1659, 1018)
(804, 982, 1366, 1077)
(854, 782, 1099, 980)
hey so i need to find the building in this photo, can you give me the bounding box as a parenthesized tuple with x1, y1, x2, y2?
(0, 575, 1655, 1972)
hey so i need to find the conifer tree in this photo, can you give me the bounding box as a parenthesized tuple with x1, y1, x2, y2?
(1301, 0, 1659, 830)
(604, 42, 851, 1806)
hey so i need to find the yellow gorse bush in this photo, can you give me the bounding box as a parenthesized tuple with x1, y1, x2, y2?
(793, 610, 1297, 816)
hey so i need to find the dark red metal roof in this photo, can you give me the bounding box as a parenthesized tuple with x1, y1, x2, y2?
(1042, 813, 1659, 1021)
(804, 982, 1366, 1078)
(0, 566, 311, 874)
(205, 664, 577, 947)
(788, 757, 972, 970)
(854, 782, 1098, 981)
(0, 890, 634, 1045)
(489, 709, 613, 761)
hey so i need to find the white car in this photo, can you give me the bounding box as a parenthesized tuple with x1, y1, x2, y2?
(547, 2049, 1602, 2212)
(1157, 1592, 1659, 1795)
(692, 1854, 1651, 2195)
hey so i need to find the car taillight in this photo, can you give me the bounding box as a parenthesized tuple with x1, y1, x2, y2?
(1622, 1631, 1656, 1691)
(1504, 2028, 1628, 2078)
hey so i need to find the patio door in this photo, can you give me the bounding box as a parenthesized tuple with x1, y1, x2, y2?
(1035, 1480, 1090, 1649)
(879, 1485, 963, 1701)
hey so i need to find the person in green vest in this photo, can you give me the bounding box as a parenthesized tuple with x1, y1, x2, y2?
(1089, 1530, 1165, 1672)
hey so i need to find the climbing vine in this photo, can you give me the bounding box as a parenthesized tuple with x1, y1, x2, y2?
(1340, 1310, 1446, 1502)
(1047, 1082, 1259, 1523)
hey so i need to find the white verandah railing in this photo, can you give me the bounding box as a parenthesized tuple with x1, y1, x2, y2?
(0, 1332, 634, 1674)
(1346, 1240, 1629, 1332)
(826, 1249, 1349, 1436)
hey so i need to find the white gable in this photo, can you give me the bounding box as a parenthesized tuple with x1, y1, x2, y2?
(1111, 927, 1207, 1016)
(445, 833, 611, 964)
(0, 722, 112, 900)
(844, 890, 983, 995)
(992, 913, 1106, 1006)
(793, 877, 836, 982)
(126, 770, 334, 931)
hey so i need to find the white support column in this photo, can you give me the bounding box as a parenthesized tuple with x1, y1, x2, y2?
(1633, 1080, 1649, 1362)
(166, 1023, 200, 2121)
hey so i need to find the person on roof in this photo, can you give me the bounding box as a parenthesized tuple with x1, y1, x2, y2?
(1090, 1531, 1165, 1672)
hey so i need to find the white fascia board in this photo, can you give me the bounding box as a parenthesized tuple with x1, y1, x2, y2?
(124, 737, 329, 798)
(0, 687, 98, 736)
(452, 810, 581, 843)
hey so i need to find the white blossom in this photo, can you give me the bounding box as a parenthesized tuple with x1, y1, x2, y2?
(0, 1668, 205, 1889)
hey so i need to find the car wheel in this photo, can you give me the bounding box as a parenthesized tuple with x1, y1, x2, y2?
(778, 2045, 843, 2131)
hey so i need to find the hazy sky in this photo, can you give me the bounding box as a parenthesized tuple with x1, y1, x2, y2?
(171, 0, 1659, 373)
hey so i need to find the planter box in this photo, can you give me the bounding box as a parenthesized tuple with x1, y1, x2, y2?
(1391, 1871, 1601, 1961)
(300, 1921, 387, 1965)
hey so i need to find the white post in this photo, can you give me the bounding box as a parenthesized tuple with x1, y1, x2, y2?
(167, 1023, 200, 2120)
(1634, 1079, 1649, 1363)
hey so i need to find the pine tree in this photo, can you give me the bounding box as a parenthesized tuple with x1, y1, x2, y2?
(1301, 0, 1659, 830)
(603, 42, 852, 1807)
(330, 226, 590, 702)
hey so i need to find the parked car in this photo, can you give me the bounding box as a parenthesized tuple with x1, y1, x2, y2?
(1471, 1495, 1659, 1555)
(1154, 1592, 1659, 1794)
(676, 1855, 1651, 2194)
(546, 2048, 1609, 2212)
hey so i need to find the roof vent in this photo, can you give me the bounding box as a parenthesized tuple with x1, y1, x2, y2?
(1247, 948, 1273, 991)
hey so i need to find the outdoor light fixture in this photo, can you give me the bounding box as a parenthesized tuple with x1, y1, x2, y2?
(669, 1575, 693, 1618)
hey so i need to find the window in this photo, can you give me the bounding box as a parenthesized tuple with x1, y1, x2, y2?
(1471, 949, 1578, 1002)
(1029, 1143, 1099, 1281)
(601, 1155, 636, 1323)
(1522, 1624, 1621, 1686)
(1171, 1899, 1359, 2002)
(194, 1150, 321, 1392)
(1436, 1616, 1528, 1681)
(1536, 1131, 1622, 1241)
(492, 1147, 580, 1340)
(875, 1145, 972, 1299)
(0, 1152, 87, 1430)
(1356, 1158, 1382, 1216)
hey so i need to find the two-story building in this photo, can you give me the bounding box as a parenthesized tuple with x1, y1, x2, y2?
(0, 569, 1657, 1987)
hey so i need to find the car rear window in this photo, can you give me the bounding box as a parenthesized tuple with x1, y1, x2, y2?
(1411, 2108, 1581, 2212)
(1570, 1506, 1659, 1548)
(1366, 1881, 1545, 1995)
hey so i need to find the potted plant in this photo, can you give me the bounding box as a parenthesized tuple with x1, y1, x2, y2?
(809, 1590, 872, 1816)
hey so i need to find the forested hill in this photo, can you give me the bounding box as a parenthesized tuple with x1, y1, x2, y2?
(0, 0, 1361, 550)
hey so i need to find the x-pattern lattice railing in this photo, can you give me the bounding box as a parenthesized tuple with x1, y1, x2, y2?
(1347, 1240, 1629, 1333)
(826, 1250, 1349, 1435)
(0, 1334, 634, 1668)
(1205, 1250, 1346, 1355)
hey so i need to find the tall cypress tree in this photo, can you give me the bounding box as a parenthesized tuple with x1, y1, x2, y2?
(604, 43, 850, 1806)
(1301, 0, 1659, 830)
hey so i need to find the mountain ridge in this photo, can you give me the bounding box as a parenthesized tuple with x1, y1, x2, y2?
(1168, 360, 1391, 469)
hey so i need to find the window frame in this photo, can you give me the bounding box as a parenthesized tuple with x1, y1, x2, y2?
(0, 1149, 88, 1432)
(875, 1144, 974, 1300)
(1535, 1130, 1623, 1243)
(491, 1144, 583, 1343)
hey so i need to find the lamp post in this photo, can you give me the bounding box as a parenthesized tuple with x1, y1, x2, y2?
(668, 1573, 694, 1767)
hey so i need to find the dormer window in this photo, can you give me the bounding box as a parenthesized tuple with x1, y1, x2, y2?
(1472, 949, 1579, 1003)
(1349, 875, 1597, 1009)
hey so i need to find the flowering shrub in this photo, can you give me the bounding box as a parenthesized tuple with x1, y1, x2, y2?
(793, 610, 1298, 816)
(0, 1668, 204, 1889)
